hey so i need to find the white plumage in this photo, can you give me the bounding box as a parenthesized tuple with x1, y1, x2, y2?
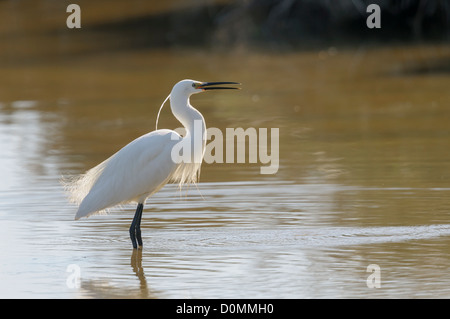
(67, 130, 180, 219)
(62, 79, 239, 249)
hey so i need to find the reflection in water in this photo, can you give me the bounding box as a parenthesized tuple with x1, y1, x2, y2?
(77, 249, 154, 299)
(130, 249, 150, 299)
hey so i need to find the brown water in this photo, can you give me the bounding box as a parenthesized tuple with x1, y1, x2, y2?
(1, 34, 450, 298)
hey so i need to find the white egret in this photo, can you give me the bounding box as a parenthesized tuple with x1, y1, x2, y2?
(64, 79, 240, 249)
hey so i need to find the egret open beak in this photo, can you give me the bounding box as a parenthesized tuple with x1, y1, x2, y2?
(197, 82, 241, 90)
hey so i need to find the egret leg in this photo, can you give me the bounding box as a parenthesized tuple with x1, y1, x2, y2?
(135, 205, 143, 248)
(129, 203, 144, 249)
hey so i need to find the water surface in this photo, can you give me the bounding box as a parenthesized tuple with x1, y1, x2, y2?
(1, 42, 450, 298)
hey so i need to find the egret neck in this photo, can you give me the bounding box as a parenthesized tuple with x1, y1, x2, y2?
(169, 86, 207, 164)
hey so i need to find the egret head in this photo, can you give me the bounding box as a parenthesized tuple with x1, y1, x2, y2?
(172, 79, 240, 96)
(157, 79, 240, 130)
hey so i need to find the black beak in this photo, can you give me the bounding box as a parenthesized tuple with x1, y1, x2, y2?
(198, 82, 241, 90)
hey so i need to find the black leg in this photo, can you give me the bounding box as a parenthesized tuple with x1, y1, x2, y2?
(136, 204, 143, 248)
(129, 203, 144, 249)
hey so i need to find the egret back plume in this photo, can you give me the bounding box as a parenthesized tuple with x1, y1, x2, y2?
(156, 94, 170, 130)
(61, 157, 110, 214)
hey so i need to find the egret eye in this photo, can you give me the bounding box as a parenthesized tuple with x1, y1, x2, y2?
(192, 83, 196, 88)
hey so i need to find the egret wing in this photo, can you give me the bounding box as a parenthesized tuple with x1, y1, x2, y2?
(69, 129, 180, 219)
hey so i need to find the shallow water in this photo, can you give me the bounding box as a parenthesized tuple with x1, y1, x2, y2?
(1, 179, 450, 298)
(1, 18, 450, 298)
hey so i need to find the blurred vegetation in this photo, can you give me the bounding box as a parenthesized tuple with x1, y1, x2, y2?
(215, 0, 449, 48)
(0, 0, 448, 65)
(81, 0, 450, 50)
